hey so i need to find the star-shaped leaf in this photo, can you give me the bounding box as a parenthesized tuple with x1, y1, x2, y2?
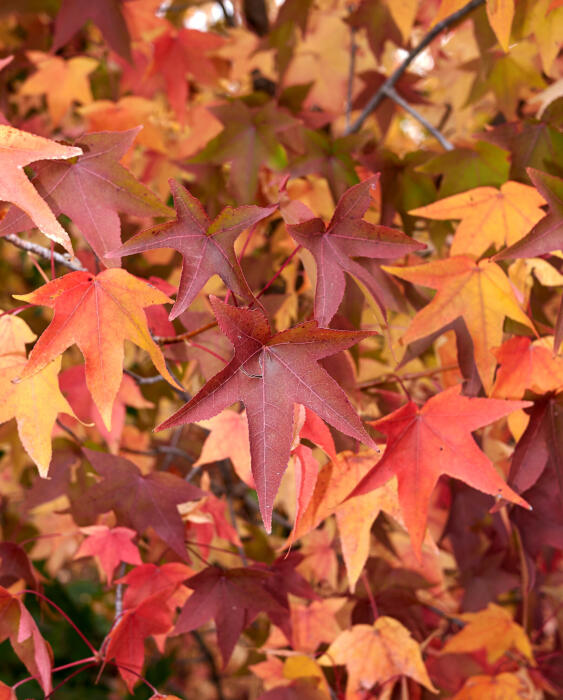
(0, 129, 173, 267)
(14, 269, 176, 429)
(108, 179, 275, 318)
(319, 618, 437, 696)
(441, 603, 533, 664)
(0, 125, 82, 255)
(19, 52, 98, 126)
(78, 448, 203, 559)
(351, 386, 532, 557)
(173, 566, 287, 665)
(74, 525, 141, 583)
(410, 181, 545, 258)
(286, 176, 426, 327)
(0, 312, 80, 476)
(384, 256, 535, 391)
(157, 296, 376, 529)
(53, 0, 132, 61)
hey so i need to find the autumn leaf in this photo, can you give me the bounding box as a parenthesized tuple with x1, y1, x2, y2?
(350, 386, 532, 557)
(383, 256, 535, 391)
(0, 128, 173, 267)
(441, 603, 534, 664)
(19, 52, 98, 126)
(452, 672, 537, 699)
(409, 181, 545, 258)
(0, 125, 82, 255)
(119, 562, 193, 609)
(13, 269, 177, 429)
(486, 0, 515, 52)
(108, 179, 275, 318)
(319, 618, 437, 696)
(491, 336, 563, 398)
(152, 28, 226, 124)
(0, 586, 52, 694)
(74, 525, 142, 583)
(0, 311, 81, 476)
(173, 566, 287, 665)
(78, 448, 203, 559)
(190, 100, 296, 203)
(157, 296, 376, 530)
(286, 176, 426, 326)
(104, 590, 174, 691)
(53, 0, 132, 61)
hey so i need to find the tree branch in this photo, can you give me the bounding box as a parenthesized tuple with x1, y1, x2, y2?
(384, 86, 454, 150)
(345, 21, 358, 131)
(345, 0, 485, 135)
(3, 234, 86, 272)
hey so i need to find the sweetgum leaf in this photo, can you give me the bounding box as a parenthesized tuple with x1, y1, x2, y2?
(79, 448, 203, 559)
(0, 129, 173, 267)
(286, 176, 425, 327)
(351, 386, 532, 558)
(157, 296, 376, 530)
(108, 179, 275, 318)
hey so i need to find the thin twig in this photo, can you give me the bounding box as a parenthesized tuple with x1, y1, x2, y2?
(120, 443, 196, 463)
(123, 369, 166, 385)
(192, 630, 226, 700)
(384, 86, 454, 150)
(4, 233, 86, 272)
(114, 562, 126, 624)
(345, 0, 485, 135)
(154, 320, 218, 345)
(346, 21, 358, 130)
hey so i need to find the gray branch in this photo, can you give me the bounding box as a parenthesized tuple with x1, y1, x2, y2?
(3, 233, 86, 272)
(384, 86, 454, 150)
(345, 0, 485, 136)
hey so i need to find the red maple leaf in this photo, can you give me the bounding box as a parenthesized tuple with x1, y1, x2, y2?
(74, 525, 142, 584)
(173, 566, 287, 665)
(157, 296, 376, 529)
(351, 386, 532, 557)
(285, 176, 425, 326)
(108, 179, 276, 319)
(78, 448, 203, 558)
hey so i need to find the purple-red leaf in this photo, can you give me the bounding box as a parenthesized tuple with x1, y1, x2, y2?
(157, 296, 376, 529)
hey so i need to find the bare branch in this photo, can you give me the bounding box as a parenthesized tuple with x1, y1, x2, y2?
(345, 0, 486, 136)
(384, 86, 454, 151)
(3, 234, 86, 272)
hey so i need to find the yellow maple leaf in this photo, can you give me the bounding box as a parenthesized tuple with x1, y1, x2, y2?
(410, 182, 545, 258)
(441, 603, 535, 664)
(319, 618, 437, 698)
(20, 52, 97, 126)
(383, 256, 535, 391)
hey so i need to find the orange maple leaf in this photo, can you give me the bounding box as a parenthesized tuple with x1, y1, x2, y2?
(409, 182, 545, 258)
(0, 313, 79, 476)
(0, 125, 82, 254)
(441, 603, 534, 664)
(20, 52, 97, 126)
(384, 256, 535, 391)
(14, 269, 177, 429)
(319, 618, 437, 697)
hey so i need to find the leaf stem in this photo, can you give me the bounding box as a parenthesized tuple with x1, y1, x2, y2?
(17, 589, 98, 656)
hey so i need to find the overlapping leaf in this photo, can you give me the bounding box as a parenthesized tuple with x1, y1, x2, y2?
(108, 179, 275, 318)
(14, 269, 176, 429)
(384, 256, 535, 391)
(157, 296, 376, 529)
(351, 386, 531, 557)
(0, 125, 82, 255)
(0, 129, 173, 267)
(286, 176, 426, 326)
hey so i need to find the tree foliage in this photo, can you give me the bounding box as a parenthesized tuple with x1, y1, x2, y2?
(0, 0, 562, 698)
